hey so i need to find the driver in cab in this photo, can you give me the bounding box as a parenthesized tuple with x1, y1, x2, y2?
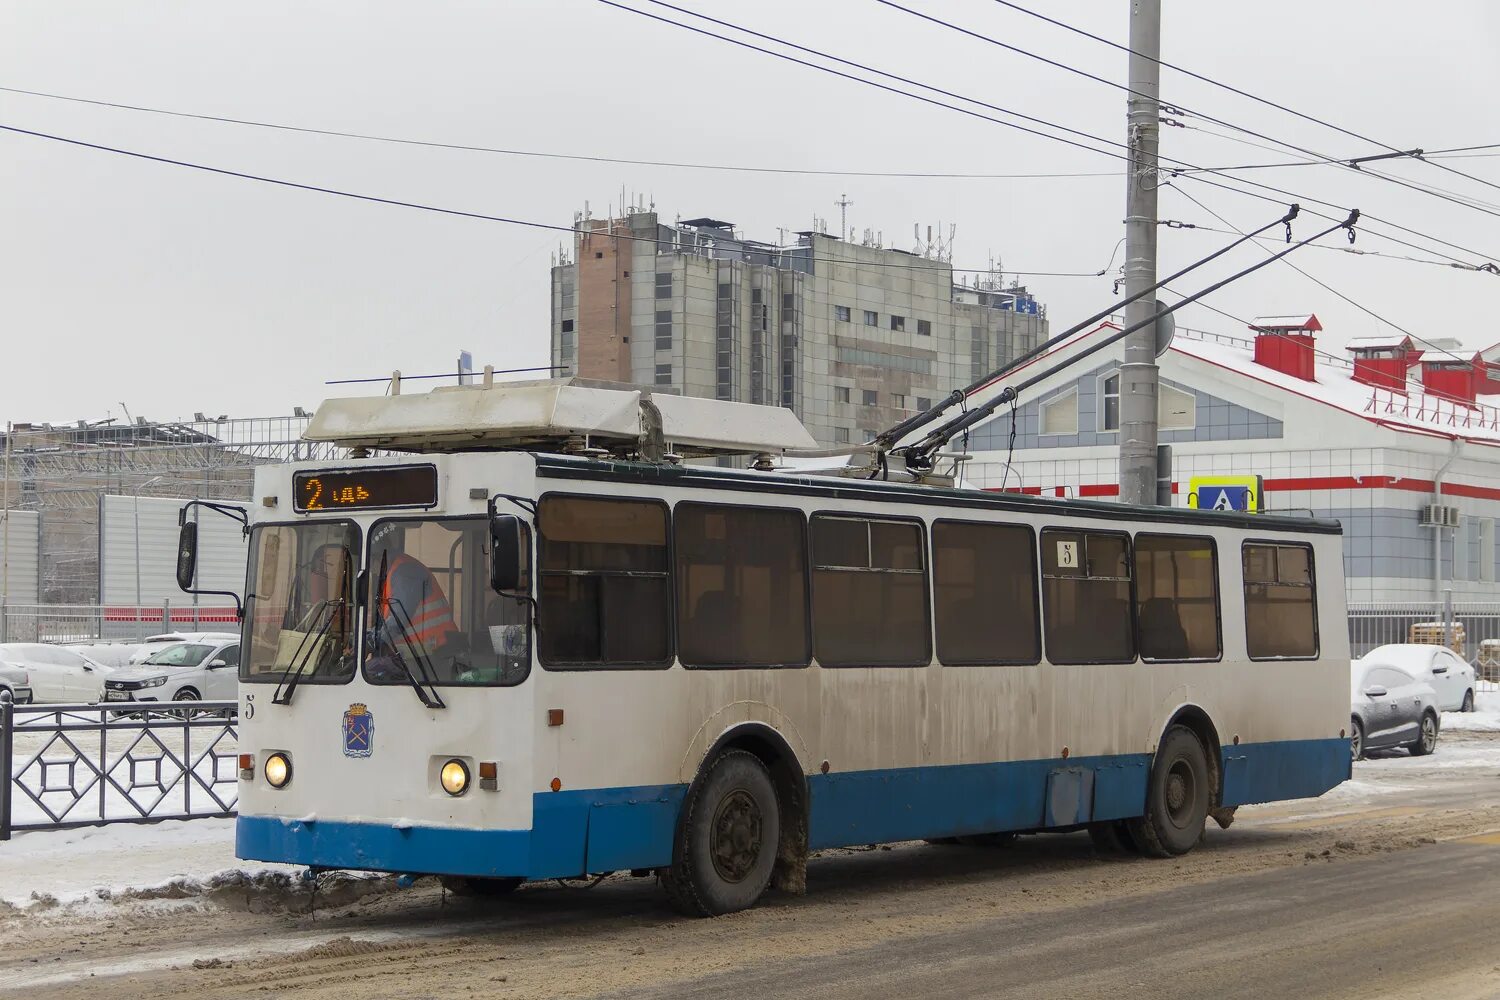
(366, 523, 465, 682)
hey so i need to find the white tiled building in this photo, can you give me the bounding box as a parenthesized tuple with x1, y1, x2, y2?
(961, 316, 1500, 603)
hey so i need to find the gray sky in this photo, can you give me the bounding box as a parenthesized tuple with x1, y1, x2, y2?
(2, 0, 1497, 425)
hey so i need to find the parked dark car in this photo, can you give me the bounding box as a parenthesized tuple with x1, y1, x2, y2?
(1351, 660, 1440, 760)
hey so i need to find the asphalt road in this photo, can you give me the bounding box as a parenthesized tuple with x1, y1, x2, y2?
(600, 836, 1500, 1000)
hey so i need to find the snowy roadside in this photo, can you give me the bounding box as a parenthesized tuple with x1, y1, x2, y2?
(1442, 690, 1500, 733)
(0, 818, 298, 909)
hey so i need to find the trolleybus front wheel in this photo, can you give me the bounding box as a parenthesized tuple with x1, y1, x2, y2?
(664, 749, 780, 917)
(1126, 725, 1211, 858)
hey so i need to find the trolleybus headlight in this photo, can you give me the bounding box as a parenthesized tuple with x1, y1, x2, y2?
(440, 759, 470, 796)
(265, 752, 292, 789)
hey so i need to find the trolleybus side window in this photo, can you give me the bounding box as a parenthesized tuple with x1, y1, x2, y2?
(810, 515, 930, 667)
(674, 503, 810, 668)
(932, 520, 1040, 666)
(1242, 542, 1318, 659)
(364, 517, 529, 687)
(1040, 529, 1134, 664)
(1134, 534, 1222, 662)
(537, 496, 672, 668)
(241, 520, 359, 683)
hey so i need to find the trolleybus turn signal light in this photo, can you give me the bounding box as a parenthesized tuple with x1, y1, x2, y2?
(239, 754, 254, 779)
(479, 761, 498, 792)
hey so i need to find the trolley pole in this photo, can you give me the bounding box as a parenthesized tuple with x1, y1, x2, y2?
(1118, 0, 1163, 506)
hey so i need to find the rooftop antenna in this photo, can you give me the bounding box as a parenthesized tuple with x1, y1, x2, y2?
(834, 193, 854, 237)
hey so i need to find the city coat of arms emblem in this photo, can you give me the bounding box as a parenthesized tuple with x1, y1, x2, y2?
(343, 703, 374, 758)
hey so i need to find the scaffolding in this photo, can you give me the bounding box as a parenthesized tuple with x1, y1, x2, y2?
(2, 414, 349, 603)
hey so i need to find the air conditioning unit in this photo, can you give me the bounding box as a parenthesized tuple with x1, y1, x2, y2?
(1419, 504, 1462, 527)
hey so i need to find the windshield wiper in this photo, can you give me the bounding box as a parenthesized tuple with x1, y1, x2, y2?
(271, 599, 341, 706)
(379, 598, 447, 710)
(370, 551, 446, 710)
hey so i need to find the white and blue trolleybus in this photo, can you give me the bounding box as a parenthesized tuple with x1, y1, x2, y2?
(176, 376, 1350, 916)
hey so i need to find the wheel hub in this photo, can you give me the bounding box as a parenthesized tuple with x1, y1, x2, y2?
(711, 789, 763, 883)
(1164, 759, 1196, 828)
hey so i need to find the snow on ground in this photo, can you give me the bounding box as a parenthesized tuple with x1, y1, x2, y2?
(1442, 690, 1500, 733)
(0, 818, 295, 907)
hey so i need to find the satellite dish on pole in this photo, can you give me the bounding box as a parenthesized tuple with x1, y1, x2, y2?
(1154, 299, 1176, 358)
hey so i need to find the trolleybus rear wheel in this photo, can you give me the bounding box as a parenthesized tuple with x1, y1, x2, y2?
(440, 876, 523, 897)
(664, 749, 780, 917)
(1126, 725, 1211, 858)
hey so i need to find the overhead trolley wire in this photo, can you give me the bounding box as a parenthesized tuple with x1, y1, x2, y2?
(983, 0, 1500, 197)
(595, 0, 1500, 270)
(0, 122, 1111, 278)
(0, 84, 1123, 181)
(871, 0, 1500, 221)
(1169, 184, 1430, 342)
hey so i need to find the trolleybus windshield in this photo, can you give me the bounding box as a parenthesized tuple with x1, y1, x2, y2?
(241, 521, 360, 683)
(363, 517, 530, 687)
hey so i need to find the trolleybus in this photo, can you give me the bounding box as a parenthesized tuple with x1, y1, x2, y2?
(177, 378, 1351, 916)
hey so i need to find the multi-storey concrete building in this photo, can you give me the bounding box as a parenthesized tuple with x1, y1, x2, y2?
(550, 209, 1049, 447)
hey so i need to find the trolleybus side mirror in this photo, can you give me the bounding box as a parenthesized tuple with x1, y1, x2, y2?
(489, 514, 531, 594)
(176, 521, 199, 592)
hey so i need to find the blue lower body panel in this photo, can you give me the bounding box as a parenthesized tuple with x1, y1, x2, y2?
(235, 739, 1349, 878)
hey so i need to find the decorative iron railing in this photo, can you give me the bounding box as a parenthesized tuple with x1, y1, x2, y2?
(0, 696, 238, 840)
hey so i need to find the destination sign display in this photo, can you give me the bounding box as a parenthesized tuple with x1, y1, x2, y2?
(293, 465, 438, 513)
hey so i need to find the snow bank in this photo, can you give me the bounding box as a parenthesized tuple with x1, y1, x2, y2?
(1442, 690, 1500, 733)
(0, 818, 279, 907)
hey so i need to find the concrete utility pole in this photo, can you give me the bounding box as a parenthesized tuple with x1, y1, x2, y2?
(1118, 0, 1162, 506)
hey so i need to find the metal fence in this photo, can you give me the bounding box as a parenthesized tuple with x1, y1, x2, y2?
(0, 601, 239, 643)
(0, 696, 239, 840)
(1348, 600, 1500, 688)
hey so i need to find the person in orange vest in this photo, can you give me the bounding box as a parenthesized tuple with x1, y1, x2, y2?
(367, 524, 464, 677)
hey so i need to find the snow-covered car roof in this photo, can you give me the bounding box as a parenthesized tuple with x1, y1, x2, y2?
(1360, 644, 1459, 671)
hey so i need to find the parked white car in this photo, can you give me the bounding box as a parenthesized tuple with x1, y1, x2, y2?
(65, 642, 149, 669)
(127, 632, 240, 665)
(1350, 659, 1441, 760)
(104, 639, 240, 706)
(1357, 644, 1477, 713)
(0, 643, 110, 702)
(0, 662, 34, 704)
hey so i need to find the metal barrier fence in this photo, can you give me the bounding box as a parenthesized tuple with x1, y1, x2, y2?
(0, 696, 239, 840)
(0, 601, 240, 643)
(1349, 600, 1500, 688)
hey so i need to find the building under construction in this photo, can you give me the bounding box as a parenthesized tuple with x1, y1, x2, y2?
(1, 414, 341, 604)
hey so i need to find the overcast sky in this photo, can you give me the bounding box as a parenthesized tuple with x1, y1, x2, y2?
(2, 0, 1496, 426)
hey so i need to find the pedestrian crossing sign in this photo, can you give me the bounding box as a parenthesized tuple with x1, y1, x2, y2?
(1188, 475, 1262, 513)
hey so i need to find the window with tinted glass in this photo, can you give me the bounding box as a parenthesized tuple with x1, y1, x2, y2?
(1135, 534, 1220, 661)
(1243, 542, 1318, 659)
(811, 516, 929, 666)
(538, 496, 671, 667)
(1041, 529, 1133, 664)
(933, 521, 1039, 665)
(675, 504, 809, 667)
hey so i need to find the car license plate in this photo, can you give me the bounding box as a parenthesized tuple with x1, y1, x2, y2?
(104, 690, 132, 702)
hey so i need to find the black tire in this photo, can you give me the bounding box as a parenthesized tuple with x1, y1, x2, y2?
(1126, 725, 1212, 858)
(1408, 712, 1439, 756)
(955, 832, 1018, 847)
(1351, 717, 1365, 761)
(172, 688, 201, 720)
(1462, 689, 1476, 713)
(440, 876, 523, 897)
(663, 750, 780, 917)
(1088, 821, 1140, 855)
